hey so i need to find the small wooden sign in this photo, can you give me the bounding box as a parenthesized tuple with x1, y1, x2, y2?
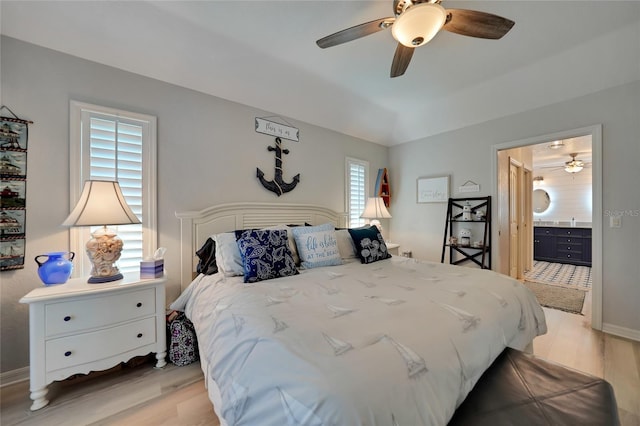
(458, 184, 480, 193)
(458, 180, 480, 193)
(255, 118, 299, 142)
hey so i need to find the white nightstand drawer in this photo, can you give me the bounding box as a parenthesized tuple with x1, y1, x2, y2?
(46, 317, 156, 372)
(45, 288, 155, 337)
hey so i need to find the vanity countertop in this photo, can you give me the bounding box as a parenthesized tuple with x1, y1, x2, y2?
(534, 223, 592, 229)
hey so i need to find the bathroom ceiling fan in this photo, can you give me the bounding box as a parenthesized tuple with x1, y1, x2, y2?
(563, 153, 587, 174)
(316, 0, 515, 77)
(539, 153, 590, 174)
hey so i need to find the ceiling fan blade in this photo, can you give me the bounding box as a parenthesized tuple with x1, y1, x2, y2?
(390, 43, 414, 78)
(443, 9, 515, 40)
(316, 17, 394, 49)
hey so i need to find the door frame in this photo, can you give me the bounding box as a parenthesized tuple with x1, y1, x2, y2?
(522, 167, 533, 273)
(491, 124, 603, 330)
(508, 157, 523, 279)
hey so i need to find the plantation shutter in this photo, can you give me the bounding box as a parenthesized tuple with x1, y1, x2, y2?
(70, 101, 157, 279)
(346, 158, 368, 228)
(88, 115, 144, 274)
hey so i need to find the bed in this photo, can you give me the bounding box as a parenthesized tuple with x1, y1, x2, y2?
(173, 202, 547, 425)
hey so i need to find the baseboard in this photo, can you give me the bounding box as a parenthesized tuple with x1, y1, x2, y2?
(0, 366, 29, 387)
(602, 323, 640, 342)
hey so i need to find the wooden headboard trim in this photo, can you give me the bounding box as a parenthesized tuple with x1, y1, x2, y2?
(175, 202, 347, 291)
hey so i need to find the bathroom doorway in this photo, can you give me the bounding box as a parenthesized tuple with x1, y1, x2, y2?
(492, 125, 602, 330)
(526, 136, 593, 323)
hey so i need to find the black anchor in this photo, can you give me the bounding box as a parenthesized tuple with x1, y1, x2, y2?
(256, 137, 300, 196)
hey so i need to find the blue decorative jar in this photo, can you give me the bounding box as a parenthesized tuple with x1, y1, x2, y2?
(35, 252, 75, 285)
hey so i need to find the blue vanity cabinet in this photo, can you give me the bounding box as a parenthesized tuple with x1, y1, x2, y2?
(534, 226, 591, 267)
(583, 232, 592, 265)
(534, 227, 556, 262)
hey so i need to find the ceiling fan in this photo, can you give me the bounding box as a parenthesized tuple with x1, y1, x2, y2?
(539, 153, 590, 174)
(316, 0, 515, 78)
(563, 153, 586, 174)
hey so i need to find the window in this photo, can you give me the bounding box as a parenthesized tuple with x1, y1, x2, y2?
(345, 157, 369, 228)
(69, 101, 157, 277)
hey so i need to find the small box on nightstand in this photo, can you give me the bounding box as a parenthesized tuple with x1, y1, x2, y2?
(140, 259, 164, 278)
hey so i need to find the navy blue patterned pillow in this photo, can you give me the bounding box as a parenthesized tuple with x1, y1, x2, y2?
(347, 225, 392, 264)
(236, 229, 299, 283)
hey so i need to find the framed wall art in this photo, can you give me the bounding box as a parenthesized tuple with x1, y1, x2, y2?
(417, 175, 449, 203)
(1, 106, 32, 271)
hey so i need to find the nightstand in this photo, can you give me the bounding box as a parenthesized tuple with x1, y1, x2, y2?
(387, 242, 400, 255)
(20, 273, 167, 411)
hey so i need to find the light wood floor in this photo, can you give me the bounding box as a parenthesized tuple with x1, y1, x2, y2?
(0, 359, 214, 426)
(533, 292, 640, 426)
(2, 305, 639, 425)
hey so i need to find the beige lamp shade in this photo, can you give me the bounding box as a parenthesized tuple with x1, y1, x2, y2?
(360, 197, 392, 220)
(62, 180, 141, 227)
(62, 180, 140, 283)
(361, 197, 392, 241)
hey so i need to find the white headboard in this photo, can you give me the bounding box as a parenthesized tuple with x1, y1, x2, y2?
(175, 202, 347, 291)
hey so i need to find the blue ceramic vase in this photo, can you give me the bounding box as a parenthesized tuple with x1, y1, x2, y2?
(35, 252, 75, 285)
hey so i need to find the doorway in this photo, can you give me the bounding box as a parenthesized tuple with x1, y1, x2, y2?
(529, 136, 593, 323)
(492, 125, 602, 330)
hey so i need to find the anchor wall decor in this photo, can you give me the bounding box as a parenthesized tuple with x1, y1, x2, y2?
(256, 137, 300, 196)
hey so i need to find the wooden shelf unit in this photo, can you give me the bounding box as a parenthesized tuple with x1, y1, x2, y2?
(375, 168, 391, 208)
(441, 196, 492, 269)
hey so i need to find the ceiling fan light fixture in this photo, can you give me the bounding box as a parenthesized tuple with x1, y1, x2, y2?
(564, 153, 584, 173)
(564, 163, 584, 173)
(392, 3, 446, 47)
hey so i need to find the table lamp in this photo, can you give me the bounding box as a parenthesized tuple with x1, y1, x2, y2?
(62, 180, 141, 283)
(360, 197, 392, 240)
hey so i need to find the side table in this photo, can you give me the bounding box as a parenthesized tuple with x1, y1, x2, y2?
(19, 273, 167, 410)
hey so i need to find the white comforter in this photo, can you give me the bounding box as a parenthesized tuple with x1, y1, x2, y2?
(174, 257, 546, 426)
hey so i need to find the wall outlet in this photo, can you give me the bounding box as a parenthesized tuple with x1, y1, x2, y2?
(610, 216, 622, 228)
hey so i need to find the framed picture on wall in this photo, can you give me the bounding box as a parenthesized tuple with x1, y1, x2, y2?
(417, 175, 449, 203)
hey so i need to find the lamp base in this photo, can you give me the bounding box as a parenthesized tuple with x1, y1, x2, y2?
(87, 273, 123, 284)
(86, 226, 124, 284)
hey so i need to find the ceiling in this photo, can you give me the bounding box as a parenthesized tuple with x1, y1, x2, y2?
(531, 135, 592, 172)
(2, 1, 639, 146)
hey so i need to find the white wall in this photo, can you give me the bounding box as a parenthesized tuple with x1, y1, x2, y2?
(0, 37, 389, 373)
(389, 80, 640, 335)
(533, 168, 592, 225)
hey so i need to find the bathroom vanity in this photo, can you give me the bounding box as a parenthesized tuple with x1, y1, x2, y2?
(533, 226, 592, 267)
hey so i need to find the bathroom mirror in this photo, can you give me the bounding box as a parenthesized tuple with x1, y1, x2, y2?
(533, 189, 551, 213)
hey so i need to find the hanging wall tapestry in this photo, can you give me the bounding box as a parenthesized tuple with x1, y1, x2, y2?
(0, 106, 32, 271)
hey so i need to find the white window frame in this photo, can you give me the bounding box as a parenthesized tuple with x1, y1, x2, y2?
(345, 157, 369, 228)
(69, 101, 157, 277)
